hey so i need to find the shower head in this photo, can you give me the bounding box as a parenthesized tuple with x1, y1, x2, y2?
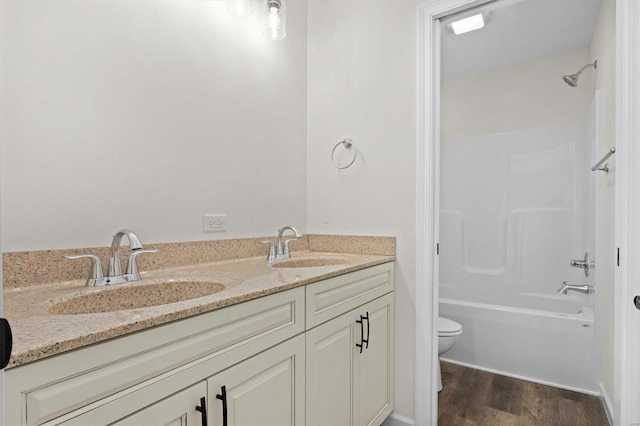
(562, 60, 597, 87)
(563, 74, 579, 87)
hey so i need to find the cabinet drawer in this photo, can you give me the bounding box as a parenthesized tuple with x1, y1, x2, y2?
(9, 287, 304, 426)
(305, 262, 394, 329)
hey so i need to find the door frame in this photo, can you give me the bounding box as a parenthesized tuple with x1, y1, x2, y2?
(416, 0, 640, 425)
(613, 0, 640, 424)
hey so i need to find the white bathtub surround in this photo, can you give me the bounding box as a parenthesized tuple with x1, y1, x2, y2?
(440, 119, 595, 291)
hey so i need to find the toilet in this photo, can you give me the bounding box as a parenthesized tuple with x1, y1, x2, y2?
(437, 316, 463, 391)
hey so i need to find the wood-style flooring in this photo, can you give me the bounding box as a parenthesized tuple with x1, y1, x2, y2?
(438, 362, 609, 426)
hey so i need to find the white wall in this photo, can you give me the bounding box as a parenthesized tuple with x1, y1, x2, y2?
(0, 0, 308, 251)
(590, 0, 616, 412)
(306, 0, 420, 420)
(441, 48, 594, 140)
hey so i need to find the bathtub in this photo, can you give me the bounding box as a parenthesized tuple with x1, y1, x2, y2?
(439, 287, 597, 394)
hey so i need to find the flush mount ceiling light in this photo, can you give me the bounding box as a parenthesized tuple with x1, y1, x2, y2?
(226, 0, 253, 18)
(451, 13, 485, 35)
(263, 0, 286, 41)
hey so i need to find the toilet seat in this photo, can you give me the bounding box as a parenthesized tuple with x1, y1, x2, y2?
(438, 316, 462, 336)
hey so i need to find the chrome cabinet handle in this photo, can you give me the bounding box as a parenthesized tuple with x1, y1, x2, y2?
(195, 396, 208, 426)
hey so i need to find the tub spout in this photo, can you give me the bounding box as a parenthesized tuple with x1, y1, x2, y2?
(557, 281, 594, 295)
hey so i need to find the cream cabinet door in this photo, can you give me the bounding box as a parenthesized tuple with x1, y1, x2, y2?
(305, 307, 355, 426)
(112, 382, 208, 426)
(354, 293, 394, 426)
(306, 293, 394, 426)
(207, 335, 305, 426)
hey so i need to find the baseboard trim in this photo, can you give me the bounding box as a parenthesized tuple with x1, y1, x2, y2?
(441, 359, 600, 396)
(382, 412, 415, 426)
(599, 382, 614, 425)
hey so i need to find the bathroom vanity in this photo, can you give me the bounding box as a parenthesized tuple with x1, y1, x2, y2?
(3, 249, 394, 426)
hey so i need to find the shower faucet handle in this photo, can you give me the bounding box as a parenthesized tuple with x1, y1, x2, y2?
(570, 252, 594, 277)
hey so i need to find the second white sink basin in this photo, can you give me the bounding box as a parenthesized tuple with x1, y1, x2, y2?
(271, 258, 349, 268)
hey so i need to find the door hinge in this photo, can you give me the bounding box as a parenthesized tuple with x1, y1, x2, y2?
(1, 318, 12, 370)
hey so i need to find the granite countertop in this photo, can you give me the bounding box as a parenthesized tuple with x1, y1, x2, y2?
(3, 250, 394, 368)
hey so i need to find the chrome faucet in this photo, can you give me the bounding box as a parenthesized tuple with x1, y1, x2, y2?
(276, 226, 302, 259)
(261, 225, 302, 263)
(65, 229, 157, 286)
(108, 229, 143, 277)
(557, 281, 594, 295)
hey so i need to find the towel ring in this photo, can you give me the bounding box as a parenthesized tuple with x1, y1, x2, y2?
(331, 138, 358, 169)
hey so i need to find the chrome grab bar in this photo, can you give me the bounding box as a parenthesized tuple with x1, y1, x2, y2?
(591, 147, 616, 173)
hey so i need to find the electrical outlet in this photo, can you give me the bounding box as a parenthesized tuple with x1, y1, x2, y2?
(203, 214, 227, 233)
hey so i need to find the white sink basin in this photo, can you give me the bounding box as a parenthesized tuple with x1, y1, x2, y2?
(49, 281, 226, 314)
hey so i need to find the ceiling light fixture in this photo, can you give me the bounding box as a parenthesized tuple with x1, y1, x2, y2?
(226, 0, 253, 18)
(263, 0, 286, 41)
(451, 13, 485, 35)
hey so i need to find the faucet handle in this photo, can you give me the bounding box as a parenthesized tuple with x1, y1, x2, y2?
(126, 249, 158, 275)
(64, 254, 104, 286)
(260, 241, 276, 263)
(283, 238, 300, 256)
